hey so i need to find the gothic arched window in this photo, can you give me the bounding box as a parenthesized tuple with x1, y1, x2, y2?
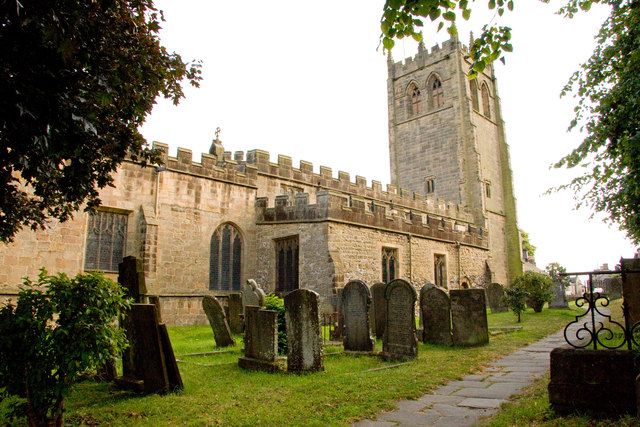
(210, 223, 242, 291)
(429, 75, 444, 109)
(382, 247, 398, 283)
(407, 83, 421, 115)
(481, 83, 491, 119)
(470, 79, 479, 111)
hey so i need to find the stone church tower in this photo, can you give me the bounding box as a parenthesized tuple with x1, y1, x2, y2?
(387, 38, 522, 285)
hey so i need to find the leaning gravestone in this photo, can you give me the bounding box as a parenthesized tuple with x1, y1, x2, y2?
(227, 293, 244, 334)
(381, 279, 418, 360)
(118, 256, 146, 302)
(202, 296, 234, 347)
(238, 306, 285, 372)
(370, 282, 387, 339)
(284, 289, 324, 372)
(242, 279, 266, 311)
(420, 284, 452, 345)
(485, 283, 508, 313)
(450, 289, 489, 346)
(116, 303, 182, 393)
(341, 280, 374, 352)
(549, 280, 569, 308)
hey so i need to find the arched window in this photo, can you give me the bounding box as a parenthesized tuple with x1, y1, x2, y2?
(428, 75, 444, 109)
(481, 83, 491, 118)
(382, 247, 398, 283)
(469, 79, 479, 111)
(210, 223, 242, 291)
(407, 83, 421, 115)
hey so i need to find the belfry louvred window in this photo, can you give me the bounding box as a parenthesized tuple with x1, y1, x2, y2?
(430, 76, 444, 108)
(210, 223, 242, 291)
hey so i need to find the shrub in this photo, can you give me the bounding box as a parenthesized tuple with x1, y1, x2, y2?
(0, 270, 130, 426)
(503, 284, 528, 322)
(264, 294, 287, 355)
(512, 271, 554, 313)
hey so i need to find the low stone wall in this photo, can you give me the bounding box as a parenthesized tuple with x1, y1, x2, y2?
(548, 348, 640, 417)
(150, 295, 210, 326)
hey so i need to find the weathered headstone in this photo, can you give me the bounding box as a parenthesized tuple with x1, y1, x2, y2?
(284, 289, 324, 372)
(148, 295, 163, 323)
(341, 280, 374, 352)
(242, 279, 266, 310)
(332, 287, 344, 340)
(116, 304, 182, 393)
(605, 276, 622, 300)
(622, 258, 640, 326)
(370, 282, 387, 339)
(485, 283, 508, 313)
(227, 293, 244, 334)
(238, 305, 285, 372)
(118, 256, 146, 302)
(549, 280, 569, 309)
(450, 289, 489, 346)
(381, 279, 418, 360)
(202, 296, 234, 347)
(420, 284, 452, 345)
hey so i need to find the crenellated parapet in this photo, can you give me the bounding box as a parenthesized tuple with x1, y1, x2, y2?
(153, 142, 258, 187)
(238, 149, 473, 223)
(256, 190, 486, 248)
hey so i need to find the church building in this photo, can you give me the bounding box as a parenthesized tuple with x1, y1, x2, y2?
(0, 38, 523, 325)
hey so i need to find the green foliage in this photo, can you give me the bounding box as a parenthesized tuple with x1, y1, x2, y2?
(0, 270, 130, 426)
(512, 271, 554, 313)
(503, 284, 527, 322)
(553, 1, 640, 244)
(519, 229, 536, 260)
(264, 294, 287, 355)
(545, 262, 570, 288)
(0, 0, 202, 242)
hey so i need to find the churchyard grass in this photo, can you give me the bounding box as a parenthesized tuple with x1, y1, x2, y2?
(32, 306, 578, 426)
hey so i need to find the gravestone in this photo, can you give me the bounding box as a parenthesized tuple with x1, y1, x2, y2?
(116, 303, 182, 393)
(450, 289, 489, 346)
(341, 280, 374, 352)
(485, 283, 508, 313)
(622, 258, 640, 326)
(284, 289, 324, 372)
(420, 284, 452, 345)
(605, 276, 622, 300)
(118, 256, 146, 302)
(370, 282, 387, 339)
(332, 288, 344, 340)
(238, 305, 285, 372)
(549, 280, 569, 308)
(227, 293, 244, 334)
(242, 279, 266, 310)
(381, 279, 418, 360)
(202, 296, 234, 347)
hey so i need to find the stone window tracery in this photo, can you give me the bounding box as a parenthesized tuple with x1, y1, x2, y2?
(210, 223, 242, 291)
(481, 83, 491, 118)
(382, 247, 398, 283)
(429, 75, 444, 109)
(407, 83, 422, 115)
(84, 210, 128, 272)
(276, 235, 299, 293)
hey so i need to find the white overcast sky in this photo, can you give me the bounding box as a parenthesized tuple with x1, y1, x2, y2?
(140, 1, 636, 273)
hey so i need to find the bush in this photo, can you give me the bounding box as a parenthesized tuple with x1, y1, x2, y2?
(512, 271, 554, 313)
(0, 270, 130, 426)
(264, 294, 287, 355)
(503, 284, 528, 322)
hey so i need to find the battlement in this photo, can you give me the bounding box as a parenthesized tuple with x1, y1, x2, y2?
(153, 142, 258, 187)
(236, 148, 473, 223)
(255, 191, 486, 248)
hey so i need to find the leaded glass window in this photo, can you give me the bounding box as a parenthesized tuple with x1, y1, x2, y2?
(210, 223, 243, 291)
(434, 254, 447, 288)
(382, 247, 398, 283)
(275, 236, 299, 293)
(84, 211, 128, 272)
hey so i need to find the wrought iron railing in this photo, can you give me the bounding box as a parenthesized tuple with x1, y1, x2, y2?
(561, 269, 640, 350)
(320, 312, 339, 343)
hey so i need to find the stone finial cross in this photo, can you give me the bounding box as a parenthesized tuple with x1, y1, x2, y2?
(215, 127, 221, 140)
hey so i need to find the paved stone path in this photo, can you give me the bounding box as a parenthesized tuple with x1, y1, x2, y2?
(353, 332, 568, 427)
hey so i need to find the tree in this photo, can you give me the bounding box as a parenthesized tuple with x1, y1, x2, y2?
(513, 271, 554, 312)
(546, 262, 570, 288)
(503, 283, 527, 322)
(520, 229, 536, 260)
(0, 1, 201, 243)
(380, 1, 640, 244)
(0, 270, 129, 426)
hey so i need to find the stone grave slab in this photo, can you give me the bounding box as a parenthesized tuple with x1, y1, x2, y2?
(227, 293, 244, 334)
(118, 256, 146, 302)
(341, 280, 374, 353)
(450, 289, 489, 346)
(202, 296, 234, 347)
(371, 282, 387, 339)
(284, 289, 324, 372)
(238, 305, 285, 372)
(381, 279, 418, 360)
(485, 283, 508, 313)
(420, 284, 452, 345)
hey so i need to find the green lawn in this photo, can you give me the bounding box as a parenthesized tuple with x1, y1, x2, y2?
(14, 306, 581, 426)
